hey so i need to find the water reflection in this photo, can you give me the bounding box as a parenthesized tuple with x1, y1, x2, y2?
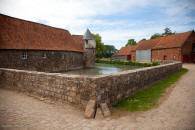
(63, 63, 142, 76)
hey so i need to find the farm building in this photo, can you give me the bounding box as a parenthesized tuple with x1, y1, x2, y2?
(0, 14, 96, 72)
(112, 46, 136, 60)
(115, 30, 195, 63)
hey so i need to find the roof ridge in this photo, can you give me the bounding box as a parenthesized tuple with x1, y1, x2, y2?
(0, 13, 70, 33)
(0, 13, 84, 52)
(180, 30, 194, 48)
(153, 30, 193, 49)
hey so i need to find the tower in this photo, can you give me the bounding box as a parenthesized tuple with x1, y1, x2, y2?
(83, 29, 96, 68)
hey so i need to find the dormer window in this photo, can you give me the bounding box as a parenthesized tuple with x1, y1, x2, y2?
(22, 51, 28, 59)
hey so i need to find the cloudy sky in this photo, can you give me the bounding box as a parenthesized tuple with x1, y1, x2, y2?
(0, 0, 195, 49)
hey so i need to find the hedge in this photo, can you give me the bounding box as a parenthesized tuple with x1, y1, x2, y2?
(96, 59, 160, 67)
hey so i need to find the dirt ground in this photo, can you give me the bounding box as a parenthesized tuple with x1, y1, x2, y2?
(0, 64, 195, 130)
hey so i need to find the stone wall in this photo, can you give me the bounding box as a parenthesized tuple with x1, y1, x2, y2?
(84, 49, 96, 68)
(0, 50, 84, 72)
(93, 62, 182, 106)
(0, 62, 182, 108)
(0, 68, 97, 109)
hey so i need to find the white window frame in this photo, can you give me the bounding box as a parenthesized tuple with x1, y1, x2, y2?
(22, 51, 28, 59)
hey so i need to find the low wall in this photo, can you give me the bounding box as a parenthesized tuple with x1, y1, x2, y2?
(0, 62, 182, 108)
(0, 69, 96, 109)
(93, 62, 182, 106)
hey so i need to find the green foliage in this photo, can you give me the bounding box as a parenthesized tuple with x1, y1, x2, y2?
(150, 27, 176, 40)
(96, 59, 160, 67)
(150, 33, 162, 39)
(114, 68, 188, 111)
(92, 33, 105, 58)
(125, 39, 137, 47)
(101, 45, 118, 58)
(162, 27, 176, 36)
(139, 38, 146, 42)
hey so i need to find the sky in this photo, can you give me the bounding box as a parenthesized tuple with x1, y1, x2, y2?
(0, 0, 195, 49)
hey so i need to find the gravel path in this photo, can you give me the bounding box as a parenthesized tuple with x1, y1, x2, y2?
(0, 64, 195, 130)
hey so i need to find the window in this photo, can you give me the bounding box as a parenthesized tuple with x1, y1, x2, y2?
(86, 40, 88, 44)
(173, 55, 176, 59)
(42, 52, 47, 58)
(62, 54, 64, 59)
(22, 51, 28, 59)
(192, 43, 195, 53)
(163, 55, 167, 60)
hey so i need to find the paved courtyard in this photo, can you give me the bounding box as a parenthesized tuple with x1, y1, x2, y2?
(0, 64, 195, 130)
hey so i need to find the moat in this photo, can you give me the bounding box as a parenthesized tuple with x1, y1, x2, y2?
(63, 63, 142, 75)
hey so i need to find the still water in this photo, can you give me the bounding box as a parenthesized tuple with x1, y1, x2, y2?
(63, 63, 142, 76)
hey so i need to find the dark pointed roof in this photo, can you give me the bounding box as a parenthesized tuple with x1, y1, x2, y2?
(83, 29, 94, 40)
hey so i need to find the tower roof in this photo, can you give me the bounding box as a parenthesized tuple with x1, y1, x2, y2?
(83, 29, 94, 40)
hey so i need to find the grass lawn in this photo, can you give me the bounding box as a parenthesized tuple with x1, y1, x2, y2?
(114, 68, 188, 111)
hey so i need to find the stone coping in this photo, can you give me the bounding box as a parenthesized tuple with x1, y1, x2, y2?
(0, 62, 182, 79)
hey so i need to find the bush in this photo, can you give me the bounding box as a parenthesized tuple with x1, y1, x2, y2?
(95, 59, 160, 67)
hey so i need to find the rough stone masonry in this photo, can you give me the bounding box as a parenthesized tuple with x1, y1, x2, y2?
(0, 62, 182, 110)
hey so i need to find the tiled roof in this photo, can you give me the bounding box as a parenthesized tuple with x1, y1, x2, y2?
(115, 46, 137, 56)
(136, 38, 160, 50)
(153, 30, 193, 49)
(72, 35, 84, 51)
(0, 14, 83, 52)
(136, 30, 193, 50)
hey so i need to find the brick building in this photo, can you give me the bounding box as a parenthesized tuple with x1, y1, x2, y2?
(0, 14, 96, 72)
(115, 30, 195, 63)
(112, 46, 136, 60)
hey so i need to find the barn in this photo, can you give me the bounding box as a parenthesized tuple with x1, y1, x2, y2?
(135, 30, 195, 63)
(0, 14, 96, 72)
(114, 30, 195, 63)
(112, 46, 136, 60)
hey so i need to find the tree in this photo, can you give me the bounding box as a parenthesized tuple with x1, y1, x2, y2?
(139, 38, 146, 42)
(125, 39, 137, 47)
(101, 45, 117, 58)
(150, 33, 162, 39)
(92, 33, 105, 58)
(150, 27, 176, 39)
(162, 27, 175, 36)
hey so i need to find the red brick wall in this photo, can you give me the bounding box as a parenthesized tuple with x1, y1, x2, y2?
(182, 32, 195, 62)
(152, 48, 182, 62)
(152, 32, 195, 63)
(131, 51, 136, 61)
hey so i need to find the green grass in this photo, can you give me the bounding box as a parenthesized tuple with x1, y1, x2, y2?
(114, 68, 188, 111)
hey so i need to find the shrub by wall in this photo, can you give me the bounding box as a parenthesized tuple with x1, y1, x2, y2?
(96, 59, 160, 67)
